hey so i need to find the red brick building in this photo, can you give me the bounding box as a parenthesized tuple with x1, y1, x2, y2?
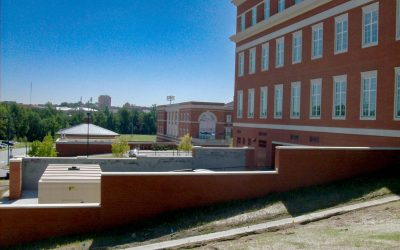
(231, 0, 400, 167)
(157, 102, 233, 146)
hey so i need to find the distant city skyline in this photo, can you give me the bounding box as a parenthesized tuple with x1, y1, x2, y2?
(0, 0, 236, 107)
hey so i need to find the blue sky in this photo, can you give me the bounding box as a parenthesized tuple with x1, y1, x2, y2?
(1, 0, 236, 107)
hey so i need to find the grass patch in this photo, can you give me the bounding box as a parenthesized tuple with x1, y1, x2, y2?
(120, 134, 156, 142)
(11, 168, 400, 250)
(372, 232, 400, 241)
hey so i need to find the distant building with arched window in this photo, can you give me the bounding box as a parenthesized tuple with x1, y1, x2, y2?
(156, 101, 233, 146)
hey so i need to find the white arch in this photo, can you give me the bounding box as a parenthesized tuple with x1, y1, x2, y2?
(198, 111, 217, 140)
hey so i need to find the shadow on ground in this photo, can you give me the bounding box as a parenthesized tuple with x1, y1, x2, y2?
(8, 167, 400, 250)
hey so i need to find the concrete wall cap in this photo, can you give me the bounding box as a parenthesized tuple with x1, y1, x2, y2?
(0, 203, 101, 209)
(276, 146, 400, 150)
(10, 158, 23, 163)
(102, 171, 278, 176)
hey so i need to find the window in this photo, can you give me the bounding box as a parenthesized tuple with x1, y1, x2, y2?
(333, 75, 347, 119)
(226, 115, 232, 123)
(292, 31, 302, 64)
(238, 52, 244, 77)
(261, 42, 269, 71)
(249, 48, 256, 74)
(248, 89, 255, 118)
(395, 67, 400, 119)
(312, 23, 323, 59)
(264, 0, 270, 21)
(260, 87, 268, 118)
(360, 71, 377, 119)
(362, 2, 379, 48)
(335, 14, 348, 54)
(237, 90, 243, 118)
(310, 79, 322, 118)
(251, 7, 257, 26)
(276, 37, 284, 68)
(397, 0, 400, 40)
(240, 14, 245, 31)
(274, 84, 283, 119)
(291, 82, 301, 119)
(278, 0, 285, 13)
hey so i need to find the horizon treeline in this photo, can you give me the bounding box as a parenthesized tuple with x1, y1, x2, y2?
(0, 102, 157, 142)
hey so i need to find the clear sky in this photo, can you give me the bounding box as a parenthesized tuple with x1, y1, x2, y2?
(0, 0, 236, 107)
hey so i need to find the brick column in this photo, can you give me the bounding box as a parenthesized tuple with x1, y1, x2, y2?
(9, 158, 22, 200)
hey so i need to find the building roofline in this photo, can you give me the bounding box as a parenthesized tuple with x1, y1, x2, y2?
(231, 0, 246, 7)
(230, 0, 332, 44)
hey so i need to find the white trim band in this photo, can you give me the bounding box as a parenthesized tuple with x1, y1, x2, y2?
(233, 122, 400, 138)
(235, 0, 374, 53)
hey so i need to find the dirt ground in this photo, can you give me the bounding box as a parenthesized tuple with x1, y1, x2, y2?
(195, 201, 400, 250)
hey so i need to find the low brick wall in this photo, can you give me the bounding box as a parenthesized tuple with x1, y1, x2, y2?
(1, 147, 399, 247)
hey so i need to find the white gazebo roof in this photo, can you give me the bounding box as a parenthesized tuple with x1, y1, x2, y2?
(57, 123, 119, 137)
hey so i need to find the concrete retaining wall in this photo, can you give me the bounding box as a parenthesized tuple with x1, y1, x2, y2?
(21, 147, 251, 190)
(21, 156, 193, 191)
(192, 147, 249, 170)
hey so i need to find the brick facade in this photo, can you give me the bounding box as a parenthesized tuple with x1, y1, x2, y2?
(157, 102, 233, 145)
(231, 0, 400, 167)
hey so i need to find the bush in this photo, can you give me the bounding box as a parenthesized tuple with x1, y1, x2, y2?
(112, 137, 130, 157)
(178, 133, 192, 152)
(28, 135, 57, 157)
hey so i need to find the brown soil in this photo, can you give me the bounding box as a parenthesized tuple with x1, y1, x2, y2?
(196, 201, 400, 250)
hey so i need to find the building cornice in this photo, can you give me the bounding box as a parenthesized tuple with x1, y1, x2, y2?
(231, 0, 246, 7)
(230, 0, 332, 44)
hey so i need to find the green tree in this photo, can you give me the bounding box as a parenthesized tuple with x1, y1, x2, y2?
(28, 135, 57, 157)
(111, 137, 130, 157)
(178, 133, 192, 152)
(28, 140, 41, 156)
(118, 107, 131, 134)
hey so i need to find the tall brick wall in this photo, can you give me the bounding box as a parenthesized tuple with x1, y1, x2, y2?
(1, 147, 399, 247)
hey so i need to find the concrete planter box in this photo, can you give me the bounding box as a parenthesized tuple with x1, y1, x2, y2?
(38, 164, 101, 204)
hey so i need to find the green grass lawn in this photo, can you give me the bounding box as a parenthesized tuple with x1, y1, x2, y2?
(13, 167, 400, 250)
(120, 134, 156, 142)
(0, 142, 30, 152)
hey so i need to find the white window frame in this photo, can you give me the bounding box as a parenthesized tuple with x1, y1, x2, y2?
(226, 114, 232, 123)
(290, 81, 301, 119)
(249, 47, 256, 74)
(278, 0, 285, 13)
(238, 52, 244, 77)
(237, 90, 243, 118)
(310, 78, 322, 119)
(360, 70, 377, 120)
(334, 13, 348, 54)
(240, 14, 245, 31)
(332, 75, 347, 120)
(362, 2, 379, 48)
(260, 86, 268, 118)
(251, 7, 257, 26)
(264, 0, 270, 21)
(397, 0, 400, 40)
(248, 88, 255, 118)
(394, 67, 400, 120)
(261, 42, 269, 71)
(275, 37, 285, 68)
(312, 23, 323, 59)
(274, 84, 283, 119)
(292, 30, 302, 64)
